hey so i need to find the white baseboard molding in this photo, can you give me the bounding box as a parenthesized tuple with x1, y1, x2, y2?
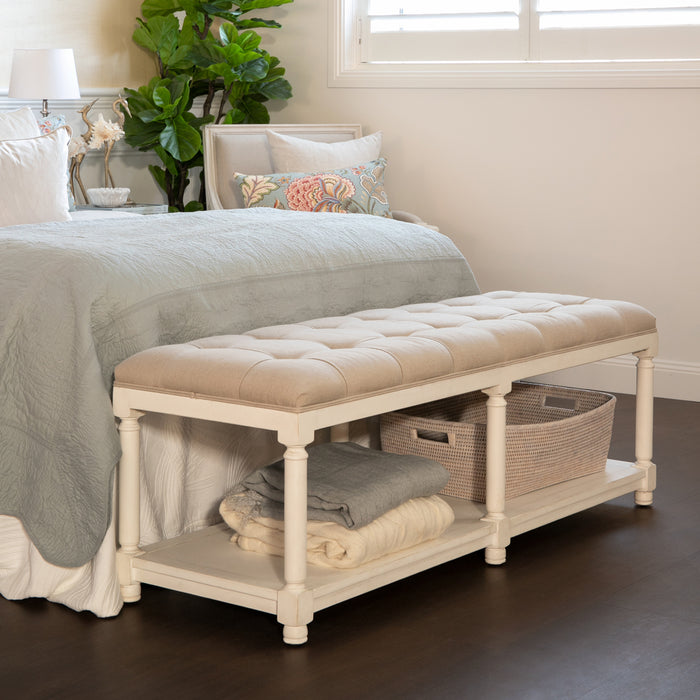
(531, 355, 700, 402)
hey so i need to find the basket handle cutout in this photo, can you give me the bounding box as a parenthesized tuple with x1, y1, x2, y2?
(543, 395, 578, 411)
(410, 427, 456, 448)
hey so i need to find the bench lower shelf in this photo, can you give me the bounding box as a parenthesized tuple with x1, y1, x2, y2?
(129, 459, 644, 617)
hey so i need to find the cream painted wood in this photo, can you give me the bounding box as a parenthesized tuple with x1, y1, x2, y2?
(115, 409, 144, 603)
(633, 350, 656, 506)
(121, 460, 645, 613)
(113, 330, 658, 645)
(279, 444, 314, 644)
(330, 423, 351, 442)
(481, 384, 511, 566)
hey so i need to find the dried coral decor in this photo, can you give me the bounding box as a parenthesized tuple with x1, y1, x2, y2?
(113, 292, 658, 645)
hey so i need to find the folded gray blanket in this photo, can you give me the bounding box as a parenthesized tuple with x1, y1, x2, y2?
(241, 442, 449, 529)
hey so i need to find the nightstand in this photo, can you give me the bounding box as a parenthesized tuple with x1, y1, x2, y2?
(76, 203, 169, 215)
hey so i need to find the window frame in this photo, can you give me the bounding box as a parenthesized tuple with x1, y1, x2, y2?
(329, 0, 700, 88)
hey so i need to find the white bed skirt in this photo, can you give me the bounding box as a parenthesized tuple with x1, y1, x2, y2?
(0, 415, 287, 617)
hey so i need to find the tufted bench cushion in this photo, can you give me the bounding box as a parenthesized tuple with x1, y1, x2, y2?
(114, 291, 656, 410)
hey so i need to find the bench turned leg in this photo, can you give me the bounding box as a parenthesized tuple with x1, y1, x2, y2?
(115, 408, 145, 602)
(634, 350, 656, 506)
(481, 383, 512, 566)
(277, 443, 314, 645)
(330, 423, 351, 442)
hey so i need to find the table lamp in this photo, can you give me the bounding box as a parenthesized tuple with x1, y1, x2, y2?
(8, 48, 81, 118)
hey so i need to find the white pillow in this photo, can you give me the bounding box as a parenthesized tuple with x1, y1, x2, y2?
(0, 107, 41, 141)
(267, 130, 382, 172)
(0, 127, 72, 227)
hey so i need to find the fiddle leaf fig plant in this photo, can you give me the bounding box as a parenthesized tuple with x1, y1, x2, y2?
(122, 0, 293, 211)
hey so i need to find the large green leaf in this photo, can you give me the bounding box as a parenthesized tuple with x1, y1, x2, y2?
(237, 30, 262, 51)
(223, 107, 246, 124)
(167, 74, 192, 110)
(142, 0, 183, 19)
(138, 108, 168, 123)
(219, 22, 238, 47)
(148, 164, 169, 192)
(256, 76, 292, 100)
(152, 85, 173, 107)
(234, 18, 282, 30)
(159, 116, 202, 161)
(189, 40, 226, 67)
(132, 19, 159, 53)
(134, 15, 181, 65)
(220, 41, 260, 67)
(154, 145, 179, 176)
(237, 57, 269, 81)
(188, 113, 216, 131)
(237, 95, 270, 123)
(235, 0, 293, 12)
(123, 87, 154, 114)
(165, 45, 194, 72)
(202, 1, 237, 14)
(123, 118, 164, 149)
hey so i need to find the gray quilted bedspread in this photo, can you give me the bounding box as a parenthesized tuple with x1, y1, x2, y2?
(0, 208, 478, 567)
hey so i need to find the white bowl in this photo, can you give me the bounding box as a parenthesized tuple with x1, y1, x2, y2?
(87, 187, 130, 207)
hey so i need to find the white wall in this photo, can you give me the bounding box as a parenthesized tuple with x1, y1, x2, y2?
(2, 0, 698, 400)
(0, 0, 151, 89)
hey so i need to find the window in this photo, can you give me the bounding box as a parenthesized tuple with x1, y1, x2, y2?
(535, 0, 700, 61)
(330, 0, 700, 86)
(361, 0, 527, 62)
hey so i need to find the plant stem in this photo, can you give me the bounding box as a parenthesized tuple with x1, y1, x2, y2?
(202, 82, 216, 119)
(215, 87, 233, 123)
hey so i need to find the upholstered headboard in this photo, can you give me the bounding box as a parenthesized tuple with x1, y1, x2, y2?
(203, 123, 363, 210)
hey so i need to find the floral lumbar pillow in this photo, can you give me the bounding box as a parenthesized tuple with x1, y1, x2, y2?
(233, 158, 392, 217)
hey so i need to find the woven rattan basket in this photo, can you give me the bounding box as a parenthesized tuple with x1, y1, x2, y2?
(379, 382, 616, 502)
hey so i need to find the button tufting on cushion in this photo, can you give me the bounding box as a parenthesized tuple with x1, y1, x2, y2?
(114, 292, 656, 410)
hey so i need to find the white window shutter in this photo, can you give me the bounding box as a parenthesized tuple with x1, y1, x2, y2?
(534, 1, 700, 60)
(361, 0, 529, 63)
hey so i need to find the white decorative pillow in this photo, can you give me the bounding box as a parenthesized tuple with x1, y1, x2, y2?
(0, 107, 41, 141)
(267, 130, 382, 172)
(0, 127, 72, 227)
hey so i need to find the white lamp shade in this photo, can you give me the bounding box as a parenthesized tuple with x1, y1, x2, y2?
(9, 49, 81, 100)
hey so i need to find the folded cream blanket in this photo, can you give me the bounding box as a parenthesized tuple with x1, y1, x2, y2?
(220, 490, 455, 569)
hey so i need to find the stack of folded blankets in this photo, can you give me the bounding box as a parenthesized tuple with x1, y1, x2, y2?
(219, 442, 455, 569)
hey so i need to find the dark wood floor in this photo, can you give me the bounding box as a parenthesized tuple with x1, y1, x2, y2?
(2, 395, 699, 700)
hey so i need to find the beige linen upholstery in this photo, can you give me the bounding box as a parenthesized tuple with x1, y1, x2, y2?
(114, 291, 656, 410)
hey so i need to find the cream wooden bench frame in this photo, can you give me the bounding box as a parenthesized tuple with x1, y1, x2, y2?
(113, 319, 657, 645)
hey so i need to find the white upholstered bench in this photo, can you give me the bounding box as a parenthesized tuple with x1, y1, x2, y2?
(113, 291, 658, 645)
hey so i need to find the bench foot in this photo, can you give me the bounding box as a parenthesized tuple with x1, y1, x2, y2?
(485, 546, 507, 565)
(283, 625, 309, 645)
(120, 582, 142, 603)
(634, 490, 654, 507)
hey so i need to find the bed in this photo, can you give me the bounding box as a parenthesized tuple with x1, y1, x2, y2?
(0, 121, 475, 616)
